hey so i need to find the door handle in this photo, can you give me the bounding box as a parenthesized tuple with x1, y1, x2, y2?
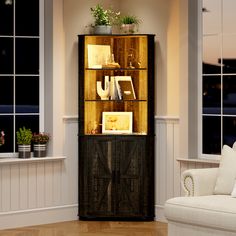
(112, 170, 116, 183)
(117, 170, 120, 184)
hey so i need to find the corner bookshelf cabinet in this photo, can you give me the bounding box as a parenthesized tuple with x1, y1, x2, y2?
(78, 34, 155, 220)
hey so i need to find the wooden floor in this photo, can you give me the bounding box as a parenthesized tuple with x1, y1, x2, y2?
(0, 220, 168, 236)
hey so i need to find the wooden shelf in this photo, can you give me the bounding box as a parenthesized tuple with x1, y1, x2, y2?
(84, 99, 147, 102)
(85, 68, 147, 71)
(0, 156, 66, 165)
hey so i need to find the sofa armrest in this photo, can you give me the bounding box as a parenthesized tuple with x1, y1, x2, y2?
(182, 168, 218, 196)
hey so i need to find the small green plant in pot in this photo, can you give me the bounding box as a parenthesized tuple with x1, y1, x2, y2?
(32, 132, 50, 157)
(90, 4, 120, 34)
(16, 127, 32, 158)
(0, 131, 5, 147)
(119, 15, 141, 34)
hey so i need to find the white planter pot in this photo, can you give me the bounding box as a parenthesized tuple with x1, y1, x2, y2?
(121, 24, 136, 34)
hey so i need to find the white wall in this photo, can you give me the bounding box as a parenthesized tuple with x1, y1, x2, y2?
(0, 0, 79, 229)
(0, 0, 193, 229)
(63, 0, 181, 117)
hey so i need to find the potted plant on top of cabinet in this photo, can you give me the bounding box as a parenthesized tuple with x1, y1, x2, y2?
(119, 15, 140, 34)
(32, 132, 50, 157)
(90, 4, 120, 34)
(16, 127, 32, 158)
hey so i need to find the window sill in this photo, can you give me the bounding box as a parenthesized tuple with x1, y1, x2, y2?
(0, 156, 66, 165)
(176, 158, 220, 165)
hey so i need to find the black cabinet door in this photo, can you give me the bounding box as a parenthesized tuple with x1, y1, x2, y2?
(115, 136, 145, 217)
(79, 136, 116, 217)
(79, 136, 151, 218)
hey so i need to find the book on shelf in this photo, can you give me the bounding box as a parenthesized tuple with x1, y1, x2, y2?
(115, 76, 136, 100)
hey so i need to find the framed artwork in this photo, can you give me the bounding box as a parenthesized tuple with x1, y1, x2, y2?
(102, 112, 133, 134)
(115, 76, 136, 100)
(87, 44, 111, 68)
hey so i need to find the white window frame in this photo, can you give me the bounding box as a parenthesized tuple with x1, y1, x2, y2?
(198, 0, 236, 159)
(0, 0, 44, 157)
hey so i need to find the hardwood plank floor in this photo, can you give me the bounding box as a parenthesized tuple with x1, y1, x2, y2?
(0, 220, 168, 236)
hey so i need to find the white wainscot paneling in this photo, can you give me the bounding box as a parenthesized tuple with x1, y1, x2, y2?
(0, 117, 79, 230)
(155, 116, 180, 222)
(155, 116, 220, 222)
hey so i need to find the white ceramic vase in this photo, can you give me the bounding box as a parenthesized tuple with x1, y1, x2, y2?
(97, 76, 110, 100)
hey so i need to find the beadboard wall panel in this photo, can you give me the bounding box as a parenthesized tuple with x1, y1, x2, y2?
(155, 116, 220, 221)
(0, 118, 78, 230)
(155, 117, 180, 221)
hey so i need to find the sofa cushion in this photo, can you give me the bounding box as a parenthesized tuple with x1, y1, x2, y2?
(231, 180, 236, 197)
(214, 145, 236, 194)
(165, 195, 236, 231)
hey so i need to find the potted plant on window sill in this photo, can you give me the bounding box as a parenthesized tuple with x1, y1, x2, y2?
(16, 127, 33, 158)
(0, 131, 5, 147)
(32, 132, 50, 157)
(90, 4, 120, 34)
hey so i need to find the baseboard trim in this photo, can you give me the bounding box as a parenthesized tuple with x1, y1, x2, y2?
(0, 204, 78, 230)
(155, 205, 167, 223)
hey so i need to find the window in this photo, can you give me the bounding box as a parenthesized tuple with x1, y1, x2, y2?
(0, 0, 43, 155)
(201, 0, 236, 155)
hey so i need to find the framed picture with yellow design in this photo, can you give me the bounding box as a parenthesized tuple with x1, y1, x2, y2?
(102, 112, 133, 134)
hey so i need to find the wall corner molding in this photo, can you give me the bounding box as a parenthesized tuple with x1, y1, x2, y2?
(63, 115, 78, 123)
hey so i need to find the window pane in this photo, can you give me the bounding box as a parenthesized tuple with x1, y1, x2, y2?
(15, 38, 39, 74)
(223, 117, 236, 147)
(223, 75, 236, 115)
(0, 0, 13, 35)
(203, 0, 221, 35)
(15, 76, 39, 113)
(0, 115, 14, 153)
(0, 76, 13, 113)
(0, 37, 13, 74)
(15, 0, 39, 36)
(203, 76, 221, 114)
(203, 35, 221, 74)
(203, 116, 221, 154)
(222, 35, 236, 74)
(223, 0, 236, 34)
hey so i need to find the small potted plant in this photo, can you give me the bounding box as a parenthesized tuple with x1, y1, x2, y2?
(0, 131, 5, 147)
(16, 127, 32, 158)
(119, 15, 140, 34)
(90, 4, 120, 34)
(32, 132, 50, 157)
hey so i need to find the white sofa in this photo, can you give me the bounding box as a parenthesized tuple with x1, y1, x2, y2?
(165, 167, 236, 236)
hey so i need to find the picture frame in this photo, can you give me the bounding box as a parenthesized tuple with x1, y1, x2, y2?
(102, 112, 133, 134)
(87, 44, 111, 68)
(115, 76, 136, 100)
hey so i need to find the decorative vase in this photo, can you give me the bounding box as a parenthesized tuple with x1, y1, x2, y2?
(97, 76, 110, 100)
(33, 144, 47, 157)
(18, 144, 31, 158)
(121, 24, 136, 34)
(94, 25, 112, 35)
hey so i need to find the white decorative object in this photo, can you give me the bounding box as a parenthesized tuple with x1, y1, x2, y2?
(109, 76, 118, 100)
(96, 76, 110, 100)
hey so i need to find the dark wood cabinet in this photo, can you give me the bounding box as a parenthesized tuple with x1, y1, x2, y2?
(78, 34, 155, 220)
